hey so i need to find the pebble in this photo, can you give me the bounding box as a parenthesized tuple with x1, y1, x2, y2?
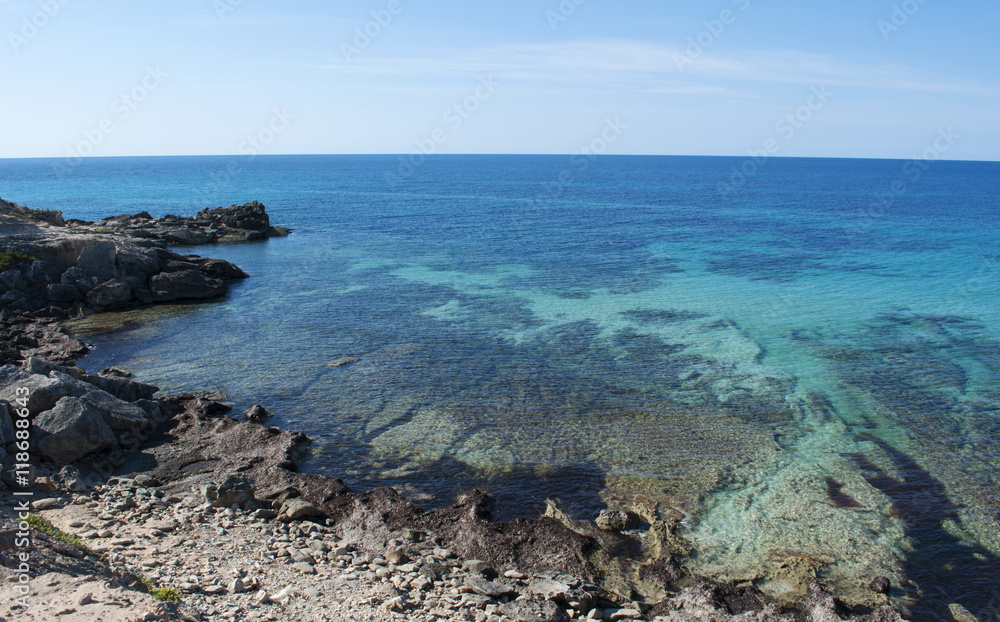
(229, 577, 246, 594)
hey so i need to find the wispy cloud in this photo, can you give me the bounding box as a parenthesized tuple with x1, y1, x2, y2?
(317, 39, 1000, 98)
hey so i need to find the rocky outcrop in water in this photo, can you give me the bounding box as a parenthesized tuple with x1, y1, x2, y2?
(0, 199, 281, 366)
(81, 201, 290, 244)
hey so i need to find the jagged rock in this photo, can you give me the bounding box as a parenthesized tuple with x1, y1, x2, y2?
(197, 201, 270, 232)
(59, 266, 97, 294)
(49, 371, 155, 434)
(0, 366, 67, 415)
(244, 404, 270, 422)
(33, 396, 118, 463)
(149, 270, 226, 302)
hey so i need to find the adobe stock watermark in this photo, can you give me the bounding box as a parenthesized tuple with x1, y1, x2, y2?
(674, 0, 751, 71)
(384, 75, 499, 185)
(8, 385, 35, 611)
(8, 0, 71, 54)
(51, 66, 168, 178)
(848, 127, 959, 236)
(194, 107, 295, 204)
(546, 0, 587, 31)
(718, 85, 832, 196)
(878, 0, 931, 41)
(341, 0, 407, 61)
(532, 117, 628, 209)
(214, 0, 245, 22)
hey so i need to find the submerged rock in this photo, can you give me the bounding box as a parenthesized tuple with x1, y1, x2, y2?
(596, 509, 640, 532)
(325, 356, 358, 368)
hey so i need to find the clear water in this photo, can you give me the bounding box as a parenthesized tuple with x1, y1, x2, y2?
(2, 155, 999, 617)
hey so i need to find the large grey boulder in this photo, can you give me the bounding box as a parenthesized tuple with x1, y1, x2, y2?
(280, 497, 322, 520)
(0, 366, 68, 416)
(149, 270, 226, 302)
(86, 279, 132, 310)
(49, 371, 154, 434)
(114, 246, 161, 287)
(75, 241, 118, 281)
(33, 396, 118, 463)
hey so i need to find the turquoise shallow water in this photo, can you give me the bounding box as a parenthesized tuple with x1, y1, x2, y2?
(2, 155, 999, 617)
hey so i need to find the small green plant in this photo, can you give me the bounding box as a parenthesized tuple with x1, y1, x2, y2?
(0, 250, 38, 271)
(27, 514, 97, 557)
(140, 577, 181, 602)
(94, 227, 111, 233)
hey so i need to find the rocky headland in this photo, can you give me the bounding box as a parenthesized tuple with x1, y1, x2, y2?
(0, 198, 907, 621)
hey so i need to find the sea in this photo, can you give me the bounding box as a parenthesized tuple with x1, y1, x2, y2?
(1, 154, 998, 618)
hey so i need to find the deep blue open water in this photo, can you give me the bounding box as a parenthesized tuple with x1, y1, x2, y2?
(2, 155, 998, 617)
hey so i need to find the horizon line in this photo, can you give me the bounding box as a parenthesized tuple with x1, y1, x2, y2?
(1, 153, 997, 164)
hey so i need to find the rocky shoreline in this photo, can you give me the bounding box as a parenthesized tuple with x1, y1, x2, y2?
(0, 199, 907, 621)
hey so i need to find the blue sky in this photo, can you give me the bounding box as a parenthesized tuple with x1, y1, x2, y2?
(2, 0, 997, 160)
